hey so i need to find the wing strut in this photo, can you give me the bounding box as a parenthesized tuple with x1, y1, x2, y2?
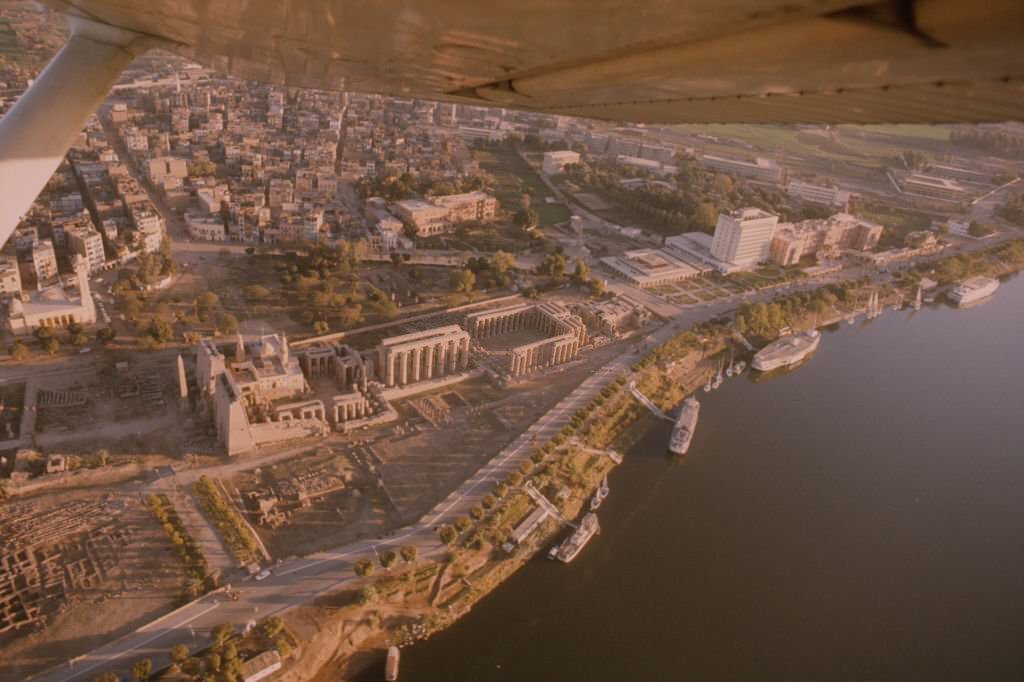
(0, 16, 149, 247)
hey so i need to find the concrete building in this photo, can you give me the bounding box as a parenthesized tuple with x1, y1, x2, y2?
(186, 210, 227, 241)
(466, 302, 586, 378)
(710, 207, 780, 270)
(146, 157, 188, 187)
(899, 173, 966, 201)
(0, 256, 22, 296)
(664, 232, 742, 274)
(31, 240, 59, 283)
(600, 248, 701, 288)
(786, 180, 851, 208)
(375, 326, 471, 387)
(699, 154, 783, 184)
(65, 225, 105, 273)
(392, 198, 450, 236)
(573, 296, 651, 336)
(7, 258, 96, 335)
(542, 150, 581, 175)
(431, 191, 499, 223)
(267, 178, 294, 208)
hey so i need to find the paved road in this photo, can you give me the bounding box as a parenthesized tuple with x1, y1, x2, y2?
(30, 227, 1023, 681)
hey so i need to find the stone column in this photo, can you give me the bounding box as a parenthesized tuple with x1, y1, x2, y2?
(399, 352, 408, 385)
(386, 353, 395, 387)
(425, 345, 435, 379)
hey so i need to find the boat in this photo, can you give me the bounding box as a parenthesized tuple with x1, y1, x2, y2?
(590, 477, 609, 511)
(724, 348, 735, 377)
(948, 276, 999, 306)
(556, 513, 600, 563)
(547, 545, 559, 560)
(385, 646, 400, 681)
(912, 284, 923, 311)
(668, 397, 700, 456)
(751, 330, 821, 372)
(734, 360, 746, 374)
(865, 290, 882, 320)
(711, 359, 723, 390)
(703, 378, 712, 392)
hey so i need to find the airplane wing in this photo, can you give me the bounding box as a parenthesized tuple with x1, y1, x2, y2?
(1, 0, 1022, 247)
(41, 0, 1024, 124)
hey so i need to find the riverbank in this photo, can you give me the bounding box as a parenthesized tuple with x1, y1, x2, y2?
(286, 238, 1024, 680)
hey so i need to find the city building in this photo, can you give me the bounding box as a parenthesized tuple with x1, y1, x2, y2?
(542, 150, 581, 175)
(786, 180, 851, 208)
(600, 248, 702, 288)
(573, 296, 651, 336)
(615, 155, 678, 177)
(710, 207, 780, 269)
(430, 191, 499, 223)
(186, 211, 227, 241)
(65, 225, 106, 273)
(699, 154, 783, 184)
(7, 258, 96, 335)
(768, 213, 882, 266)
(30, 240, 59, 283)
(899, 173, 966, 201)
(392, 198, 450, 236)
(0, 256, 22, 296)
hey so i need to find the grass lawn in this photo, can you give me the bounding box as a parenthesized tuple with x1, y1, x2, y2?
(473, 148, 569, 226)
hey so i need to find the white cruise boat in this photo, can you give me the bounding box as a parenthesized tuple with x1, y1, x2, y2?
(668, 397, 700, 456)
(948, 276, 999, 306)
(556, 513, 600, 563)
(751, 330, 821, 372)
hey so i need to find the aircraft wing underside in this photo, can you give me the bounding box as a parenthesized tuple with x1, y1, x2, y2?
(41, 0, 1024, 124)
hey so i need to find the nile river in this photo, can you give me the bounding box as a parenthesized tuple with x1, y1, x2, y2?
(401, 274, 1024, 682)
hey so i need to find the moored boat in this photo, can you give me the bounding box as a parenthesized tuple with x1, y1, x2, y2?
(948, 276, 999, 306)
(668, 397, 700, 456)
(751, 330, 821, 372)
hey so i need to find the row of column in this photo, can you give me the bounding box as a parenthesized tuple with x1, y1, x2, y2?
(384, 336, 469, 387)
(333, 398, 369, 422)
(472, 310, 528, 339)
(509, 339, 580, 377)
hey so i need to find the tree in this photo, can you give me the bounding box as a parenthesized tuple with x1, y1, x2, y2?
(572, 259, 591, 285)
(211, 622, 233, 648)
(587, 278, 605, 297)
(8, 341, 29, 360)
(259, 616, 284, 640)
(537, 252, 567, 279)
(216, 313, 239, 335)
(454, 515, 471, 532)
(243, 284, 271, 301)
(94, 674, 119, 682)
(312, 320, 329, 335)
(353, 558, 375, 577)
(514, 207, 539, 230)
(357, 585, 378, 605)
(450, 268, 476, 294)
(379, 549, 397, 569)
(148, 318, 173, 343)
(131, 658, 153, 682)
(41, 337, 60, 355)
(438, 525, 457, 545)
(400, 545, 418, 563)
(96, 326, 117, 344)
(69, 331, 88, 346)
(170, 643, 190, 664)
(491, 250, 515, 274)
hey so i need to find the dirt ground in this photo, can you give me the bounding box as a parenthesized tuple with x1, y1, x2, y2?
(0, 488, 187, 681)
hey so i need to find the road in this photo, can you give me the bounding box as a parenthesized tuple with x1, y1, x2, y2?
(30, 329, 664, 682)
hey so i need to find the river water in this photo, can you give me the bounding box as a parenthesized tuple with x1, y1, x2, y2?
(401, 274, 1024, 682)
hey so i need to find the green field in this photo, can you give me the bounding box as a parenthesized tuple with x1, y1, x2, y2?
(473, 148, 571, 226)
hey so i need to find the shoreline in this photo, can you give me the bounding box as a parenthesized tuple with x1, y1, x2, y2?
(313, 238, 1024, 680)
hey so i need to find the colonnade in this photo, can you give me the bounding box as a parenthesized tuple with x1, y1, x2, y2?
(382, 335, 469, 387)
(332, 392, 370, 422)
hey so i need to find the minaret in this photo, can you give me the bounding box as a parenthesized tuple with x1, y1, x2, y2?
(234, 332, 246, 363)
(176, 353, 189, 410)
(281, 333, 289, 365)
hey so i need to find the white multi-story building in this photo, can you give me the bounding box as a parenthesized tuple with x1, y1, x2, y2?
(0, 255, 22, 296)
(186, 211, 227, 241)
(786, 180, 851, 208)
(699, 154, 783, 184)
(430, 191, 499, 223)
(542, 150, 581, 175)
(31, 240, 59, 282)
(393, 199, 450, 236)
(66, 225, 106, 273)
(710, 208, 779, 269)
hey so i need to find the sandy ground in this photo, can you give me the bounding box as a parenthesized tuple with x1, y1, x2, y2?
(0, 489, 186, 681)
